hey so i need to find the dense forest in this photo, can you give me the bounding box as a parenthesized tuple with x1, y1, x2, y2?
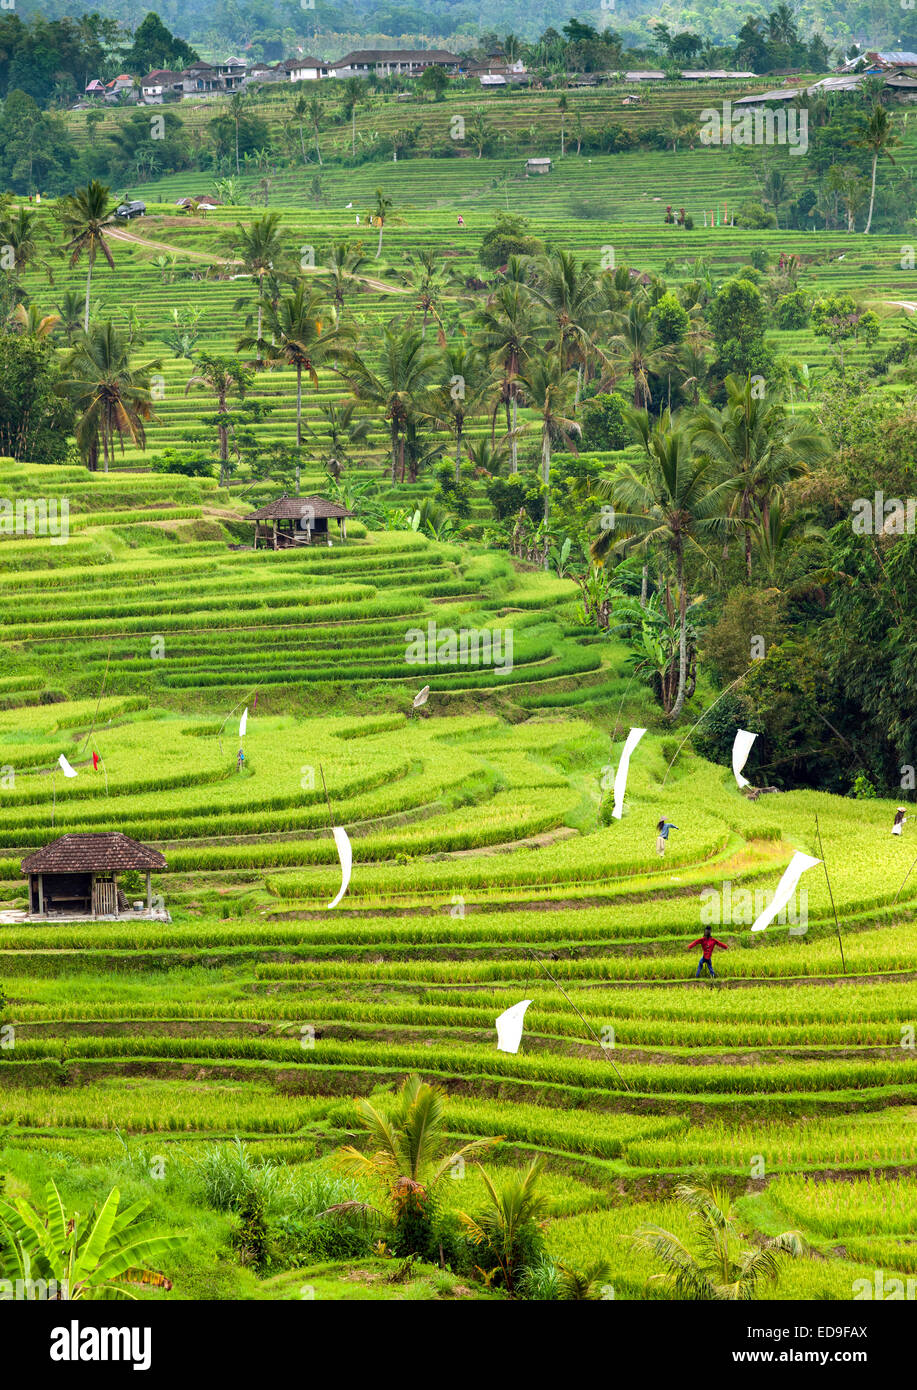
(12, 0, 917, 67)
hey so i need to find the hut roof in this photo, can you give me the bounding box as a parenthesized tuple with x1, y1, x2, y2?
(245, 494, 354, 521)
(22, 833, 166, 874)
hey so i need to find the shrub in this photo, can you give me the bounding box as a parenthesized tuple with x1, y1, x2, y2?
(579, 393, 631, 450)
(479, 215, 543, 269)
(775, 290, 811, 330)
(735, 200, 777, 229)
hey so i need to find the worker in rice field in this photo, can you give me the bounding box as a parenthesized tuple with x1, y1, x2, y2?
(688, 927, 728, 979)
(656, 817, 678, 856)
(893, 807, 907, 836)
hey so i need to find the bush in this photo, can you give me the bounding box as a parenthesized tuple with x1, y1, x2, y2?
(579, 392, 631, 450)
(479, 215, 543, 270)
(775, 290, 811, 330)
(735, 200, 777, 229)
(151, 449, 215, 478)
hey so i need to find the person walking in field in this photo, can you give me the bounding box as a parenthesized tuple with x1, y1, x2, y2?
(688, 927, 728, 978)
(893, 807, 907, 836)
(656, 817, 678, 856)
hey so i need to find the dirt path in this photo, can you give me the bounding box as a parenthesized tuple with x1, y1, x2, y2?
(108, 225, 408, 293)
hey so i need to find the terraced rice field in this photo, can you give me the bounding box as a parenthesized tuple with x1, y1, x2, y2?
(19, 116, 917, 484)
(3, 461, 917, 1299)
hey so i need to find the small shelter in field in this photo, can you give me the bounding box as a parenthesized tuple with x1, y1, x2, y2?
(21, 833, 167, 919)
(525, 157, 553, 174)
(245, 494, 354, 549)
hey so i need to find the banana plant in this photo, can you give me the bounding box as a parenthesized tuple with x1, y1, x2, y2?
(0, 1179, 186, 1300)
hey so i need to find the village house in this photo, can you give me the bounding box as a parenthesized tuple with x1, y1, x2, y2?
(330, 48, 461, 78)
(140, 69, 182, 102)
(275, 56, 333, 81)
(21, 833, 168, 921)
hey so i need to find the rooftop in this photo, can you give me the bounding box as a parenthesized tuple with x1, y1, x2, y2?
(22, 833, 167, 874)
(245, 493, 354, 521)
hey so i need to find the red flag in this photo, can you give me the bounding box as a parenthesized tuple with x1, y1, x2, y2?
(92, 751, 100, 771)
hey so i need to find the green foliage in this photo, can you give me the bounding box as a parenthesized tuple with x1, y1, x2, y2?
(479, 214, 543, 270)
(0, 335, 74, 463)
(775, 289, 810, 330)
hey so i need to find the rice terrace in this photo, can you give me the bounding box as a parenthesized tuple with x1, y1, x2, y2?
(2, 0, 917, 1341)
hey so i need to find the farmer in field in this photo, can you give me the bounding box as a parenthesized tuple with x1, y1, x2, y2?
(893, 807, 907, 836)
(688, 928, 728, 979)
(656, 817, 678, 856)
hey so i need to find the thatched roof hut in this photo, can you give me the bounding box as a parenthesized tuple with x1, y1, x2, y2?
(244, 494, 354, 549)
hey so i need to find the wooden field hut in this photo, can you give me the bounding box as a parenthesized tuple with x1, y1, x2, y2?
(21, 833, 167, 919)
(245, 494, 354, 549)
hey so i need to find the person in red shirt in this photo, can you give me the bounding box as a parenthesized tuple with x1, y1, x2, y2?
(688, 927, 728, 978)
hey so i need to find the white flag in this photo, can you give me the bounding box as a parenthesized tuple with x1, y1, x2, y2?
(495, 999, 532, 1054)
(239, 707, 248, 738)
(58, 754, 78, 778)
(751, 852, 821, 933)
(612, 727, 646, 820)
(327, 826, 352, 910)
(413, 685, 430, 710)
(732, 729, 757, 788)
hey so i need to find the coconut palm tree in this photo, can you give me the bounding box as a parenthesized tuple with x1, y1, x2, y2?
(609, 300, 667, 409)
(397, 249, 457, 341)
(185, 352, 253, 482)
(307, 93, 324, 166)
(291, 93, 311, 167)
(558, 93, 568, 156)
(313, 398, 372, 479)
(241, 283, 347, 484)
(227, 90, 247, 175)
(517, 354, 581, 544)
(0, 1179, 186, 1301)
(690, 372, 828, 581)
(427, 340, 493, 483)
(56, 179, 118, 331)
(529, 249, 602, 405)
(761, 166, 790, 229)
(341, 320, 440, 483)
(0, 205, 54, 290)
(858, 104, 900, 234)
(633, 1179, 805, 1300)
(593, 409, 736, 717)
(59, 321, 162, 473)
(341, 77, 365, 158)
(368, 187, 396, 258)
(459, 1158, 549, 1295)
(230, 212, 285, 364)
(336, 1074, 498, 1246)
(9, 303, 61, 339)
(56, 289, 86, 342)
(474, 280, 540, 473)
(320, 239, 371, 319)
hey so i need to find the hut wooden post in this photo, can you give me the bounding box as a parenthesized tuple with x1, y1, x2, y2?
(37, 872, 43, 914)
(272, 522, 278, 551)
(146, 870, 152, 911)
